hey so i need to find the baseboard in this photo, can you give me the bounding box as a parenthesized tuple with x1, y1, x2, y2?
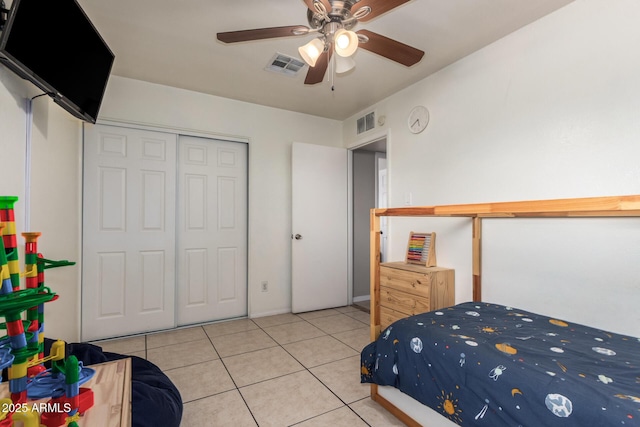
(353, 295, 371, 303)
(249, 308, 292, 318)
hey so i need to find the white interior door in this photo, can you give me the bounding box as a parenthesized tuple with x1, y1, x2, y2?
(176, 136, 247, 325)
(82, 124, 176, 340)
(292, 142, 348, 313)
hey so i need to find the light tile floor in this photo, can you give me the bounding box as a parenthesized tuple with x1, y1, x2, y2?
(92, 305, 404, 426)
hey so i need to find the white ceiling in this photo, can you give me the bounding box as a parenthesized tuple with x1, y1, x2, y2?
(77, 0, 574, 121)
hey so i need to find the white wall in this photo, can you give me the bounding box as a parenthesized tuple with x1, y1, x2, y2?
(344, 0, 640, 336)
(0, 73, 342, 341)
(0, 67, 82, 342)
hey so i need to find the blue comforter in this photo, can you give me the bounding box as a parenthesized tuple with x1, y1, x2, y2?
(361, 302, 640, 426)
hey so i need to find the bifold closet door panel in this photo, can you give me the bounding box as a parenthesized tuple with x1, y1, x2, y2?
(82, 124, 177, 340)
(176, 135, 248, 325)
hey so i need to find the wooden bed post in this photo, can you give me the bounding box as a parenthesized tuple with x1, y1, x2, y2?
(369, 209, 381, 400)
(472, 216, 482, 302)
(370, 209, 381, 341)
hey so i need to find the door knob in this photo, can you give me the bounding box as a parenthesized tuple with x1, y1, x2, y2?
(294, 234, 302, 240)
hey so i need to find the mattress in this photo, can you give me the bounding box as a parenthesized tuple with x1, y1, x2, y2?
(361, 302, 640, 426)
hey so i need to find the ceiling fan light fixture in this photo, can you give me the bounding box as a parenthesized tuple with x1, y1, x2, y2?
(298, 38, 325, 67)
(334, 29, 358, 57)
(335, 55, 355, 74)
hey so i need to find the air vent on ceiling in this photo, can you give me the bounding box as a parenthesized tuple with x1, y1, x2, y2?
(357, 111, 376, 135)
(265, 53, 306, 77)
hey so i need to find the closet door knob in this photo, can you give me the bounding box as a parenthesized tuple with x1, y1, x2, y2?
(294, 234, 302, 240)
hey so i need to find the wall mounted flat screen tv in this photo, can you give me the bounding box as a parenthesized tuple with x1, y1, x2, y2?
(0, 0, 114, 123)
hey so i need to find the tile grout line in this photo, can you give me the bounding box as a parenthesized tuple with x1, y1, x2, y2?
(223, 312, 366, 426)
(211, 336, 261, 427)
(258, 315, 373, 426)
(140, 306, 370, 426)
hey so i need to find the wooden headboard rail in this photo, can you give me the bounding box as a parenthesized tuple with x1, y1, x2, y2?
(369, 195, 640, 340)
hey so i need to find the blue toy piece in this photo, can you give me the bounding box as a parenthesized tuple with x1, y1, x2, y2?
(26, 363, 96, 399)
(0, 346, 15, 373)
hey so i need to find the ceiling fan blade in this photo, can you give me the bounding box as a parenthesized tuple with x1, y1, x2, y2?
(353, 0, 410, 22)
(304, 49, 332, 85)
(302, 0, 331, 13)
(217, 25, 309, 43)
(356, 29, 424, 66)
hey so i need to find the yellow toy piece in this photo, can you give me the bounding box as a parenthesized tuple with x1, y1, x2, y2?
(27, 340, 65, 367)
(18, 264, 38, 278)
(8, 360, 28, 379)
(0, 398, 41, 426)
(66, 412, 81, 424)
(12, 408, 41, 427)
(0, 398, 11, 421)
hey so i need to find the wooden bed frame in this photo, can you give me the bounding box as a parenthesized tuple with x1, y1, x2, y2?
(368, 194, 640, 427)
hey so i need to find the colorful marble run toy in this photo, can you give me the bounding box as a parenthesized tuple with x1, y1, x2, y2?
(0, 196, 94, 427)
(0, 197, 20, 292)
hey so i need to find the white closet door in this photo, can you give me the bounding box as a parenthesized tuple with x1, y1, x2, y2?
(177, 136, 247, 325)
(82, 124, 177, 340)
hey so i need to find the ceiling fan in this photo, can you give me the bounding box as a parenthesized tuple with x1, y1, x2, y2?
(217, 0, 424, 85)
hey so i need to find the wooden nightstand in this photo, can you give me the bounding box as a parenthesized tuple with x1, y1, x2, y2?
(379, 262, 455, 329)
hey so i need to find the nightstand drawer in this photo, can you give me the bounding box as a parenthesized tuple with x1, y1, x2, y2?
(379, 262, 454, 310)
(380, 305, 408, 330)
(380, 285, 430, 316)
(380, 264, 434, 297)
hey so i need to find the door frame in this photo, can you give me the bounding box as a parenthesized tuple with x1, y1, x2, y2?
(96, 119, 249, 144)
(347, 130, 390, 306)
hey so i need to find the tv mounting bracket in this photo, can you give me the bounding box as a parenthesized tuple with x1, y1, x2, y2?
(0, 1, 7, 31)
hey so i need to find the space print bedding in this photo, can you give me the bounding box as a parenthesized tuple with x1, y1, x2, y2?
(360, 302, 640, 427)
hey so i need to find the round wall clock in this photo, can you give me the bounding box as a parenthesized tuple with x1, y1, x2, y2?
(407, 106, 429, 134)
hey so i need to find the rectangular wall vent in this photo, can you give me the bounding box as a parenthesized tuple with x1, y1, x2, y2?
(265, 53, 306, 77)
(357, 111, 375, 135)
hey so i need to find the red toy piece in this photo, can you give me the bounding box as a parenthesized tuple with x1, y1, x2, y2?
(39, 388, 94, 427)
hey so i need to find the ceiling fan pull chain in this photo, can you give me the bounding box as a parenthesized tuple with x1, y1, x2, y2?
(330, 47, 335, 91)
